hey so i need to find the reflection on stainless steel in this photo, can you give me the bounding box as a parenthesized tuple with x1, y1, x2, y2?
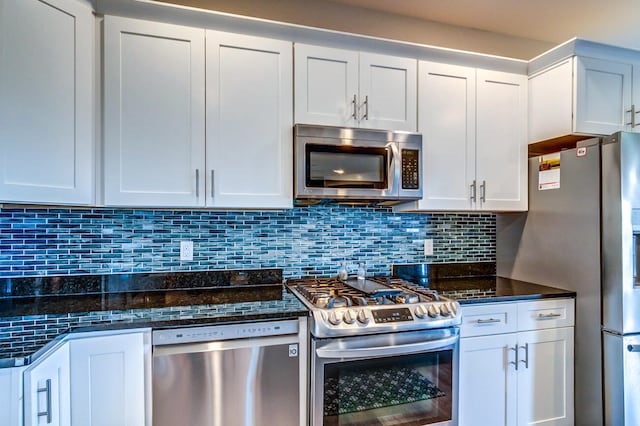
(152, 319, 304, 426)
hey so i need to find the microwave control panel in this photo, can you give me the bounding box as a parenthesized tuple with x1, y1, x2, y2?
(401, 149, 420, 189)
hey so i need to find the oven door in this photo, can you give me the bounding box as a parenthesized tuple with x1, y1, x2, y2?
(311, 328, 459, 426)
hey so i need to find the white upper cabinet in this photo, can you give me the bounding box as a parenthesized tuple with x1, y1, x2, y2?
(397, 62, 527, 212)
(295, 44, 417, 131)
(529, 42, 640, 143)
(476, 70, 528, 211)
(0, 0, 94, 205)
(103, 16, 206, 207)
(414, 62, 476, 210)
(206, 31, 293, 209)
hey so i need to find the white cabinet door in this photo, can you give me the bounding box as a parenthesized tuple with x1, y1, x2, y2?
(206, 31, 293, 208)
(476, 70, 527, 211)
(516, 327, 574, 426)
(359, 52, 417, 131)
(24, 343, 70, 426)
(416, 61, 476, 210)
(0, 0, 93, 205)
(294, 44, 358, 127)
(103, 16, 205, 207)
(459, 333, 518, 426)
(0, 366, 24, 426)
(528, 58, 573, 143)
(69, 331, 148, 426)
(575, 56, 632, 135)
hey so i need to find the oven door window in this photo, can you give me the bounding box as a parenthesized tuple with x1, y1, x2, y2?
(306, 144, 388, 189)
(323, 350, 453, 426)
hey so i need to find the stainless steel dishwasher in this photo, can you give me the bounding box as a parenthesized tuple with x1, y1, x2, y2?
(152, 318, 307, 426)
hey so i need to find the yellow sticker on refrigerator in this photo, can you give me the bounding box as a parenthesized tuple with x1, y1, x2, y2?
(538, 152, 561, 190)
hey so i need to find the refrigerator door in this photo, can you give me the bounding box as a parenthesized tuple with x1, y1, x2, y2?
(602, 132, 640, 334)
(497, 138, 601, 426)
(603, 331, 640, 426)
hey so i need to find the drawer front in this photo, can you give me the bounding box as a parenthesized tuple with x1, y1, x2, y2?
(460, 303, 518, 337)
(517, 298, 575, 331)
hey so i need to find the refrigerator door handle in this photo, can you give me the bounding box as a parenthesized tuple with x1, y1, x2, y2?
(628, 344, 640, 352)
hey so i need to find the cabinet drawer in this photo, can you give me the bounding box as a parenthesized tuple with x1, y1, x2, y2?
(517, 299, 575, 331)
(460, 303, 518, 337)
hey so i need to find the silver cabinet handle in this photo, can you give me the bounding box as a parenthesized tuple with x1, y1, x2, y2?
(351, 94, 357, 120)
(210, 170, 215, 199)
(480, 180, 486, 203)
(195, 169, 200, 198)
(476, 318, 501, 324)
(537, 313, 562, 319)
(509, 345, 519, 371)
(470, 180, 477, 203)
(37, 378, 52, 424)
(519, 343, 529, 369)
(628, 345, 640, 352)
(626, 104, 637, 127)
(363, 95, 369, 120)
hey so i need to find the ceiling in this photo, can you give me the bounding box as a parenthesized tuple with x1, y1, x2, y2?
(327, 0, 640, 50)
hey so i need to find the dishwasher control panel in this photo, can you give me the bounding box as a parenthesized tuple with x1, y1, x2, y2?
(152, 319, 300, 346)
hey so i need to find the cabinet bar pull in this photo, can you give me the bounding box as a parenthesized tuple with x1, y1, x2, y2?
(480, 180, 486, 203)
(626, 105, 637, 128)
(537, 312, 562, 319)
(520, 343, 529, 369)
(363, 95, 369, 120)
(351, 94, 357, 119)
(195, 169, 200, 198)
(37, 378, 52, 424)
(628, 345, 640, 352)
(476, 318, 501, 324)
(470, 180, 477, 203)
(210, 170, 215, 199)
(509, 345, 518, 370)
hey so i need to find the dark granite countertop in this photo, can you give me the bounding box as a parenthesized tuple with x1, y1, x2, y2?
(393, 262, 576, 304)
(0, 269, 308, 368)
(431, 276, 576, 304)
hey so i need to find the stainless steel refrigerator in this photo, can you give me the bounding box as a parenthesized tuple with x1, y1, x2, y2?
(497, 131, 640, 426)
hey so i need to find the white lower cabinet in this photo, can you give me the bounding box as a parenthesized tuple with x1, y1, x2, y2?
(21, 329, 150, 426)
(0, 366, 24, 426)
(24, 343, 71, 426)
(69, 331, 150, 426)
(459, 299, 574, 426)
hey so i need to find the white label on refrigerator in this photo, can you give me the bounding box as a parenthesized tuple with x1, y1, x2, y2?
(538, 153, 561, 190)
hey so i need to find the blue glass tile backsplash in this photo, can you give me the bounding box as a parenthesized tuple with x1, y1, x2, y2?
(0, 206, 495, 279)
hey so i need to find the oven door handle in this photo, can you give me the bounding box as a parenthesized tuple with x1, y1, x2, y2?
(315, 335, 458, 359)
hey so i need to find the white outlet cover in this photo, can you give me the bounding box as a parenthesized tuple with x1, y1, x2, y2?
(180, 241, 194, 261)
(424, 239, 434, 256)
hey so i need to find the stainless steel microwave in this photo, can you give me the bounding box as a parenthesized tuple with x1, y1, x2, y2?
(294, 124, 423, 203)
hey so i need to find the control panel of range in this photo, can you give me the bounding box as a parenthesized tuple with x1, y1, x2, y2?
(313, 301, 460, 337)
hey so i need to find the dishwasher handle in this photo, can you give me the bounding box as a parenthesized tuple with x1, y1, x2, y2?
(315, 334, 458, 359)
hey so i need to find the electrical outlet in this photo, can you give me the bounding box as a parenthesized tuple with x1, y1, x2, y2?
(424, 239, 434, 256)
(180, 240, 193, 261)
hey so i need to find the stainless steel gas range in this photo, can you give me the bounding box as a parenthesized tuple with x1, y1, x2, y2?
(287, 276, 461, 426)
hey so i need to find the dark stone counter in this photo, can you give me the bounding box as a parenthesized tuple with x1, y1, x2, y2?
(0, 269, 308, 368)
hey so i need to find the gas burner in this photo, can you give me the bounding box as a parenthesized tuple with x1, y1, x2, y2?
(287, 275, 461, 338)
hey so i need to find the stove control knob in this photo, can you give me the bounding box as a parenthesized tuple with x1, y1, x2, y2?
(427, 305, 439, 318)
(414, 305, 428, 319)
(343, 310, 357, 324)
(449, 302, 458, 316)
(440, 303, 451, 317)
(357, 310, 370, 325)
(328, 311, 342, 326)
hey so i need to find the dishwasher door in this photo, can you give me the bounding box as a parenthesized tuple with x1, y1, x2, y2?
(153, 326, 302, 426)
